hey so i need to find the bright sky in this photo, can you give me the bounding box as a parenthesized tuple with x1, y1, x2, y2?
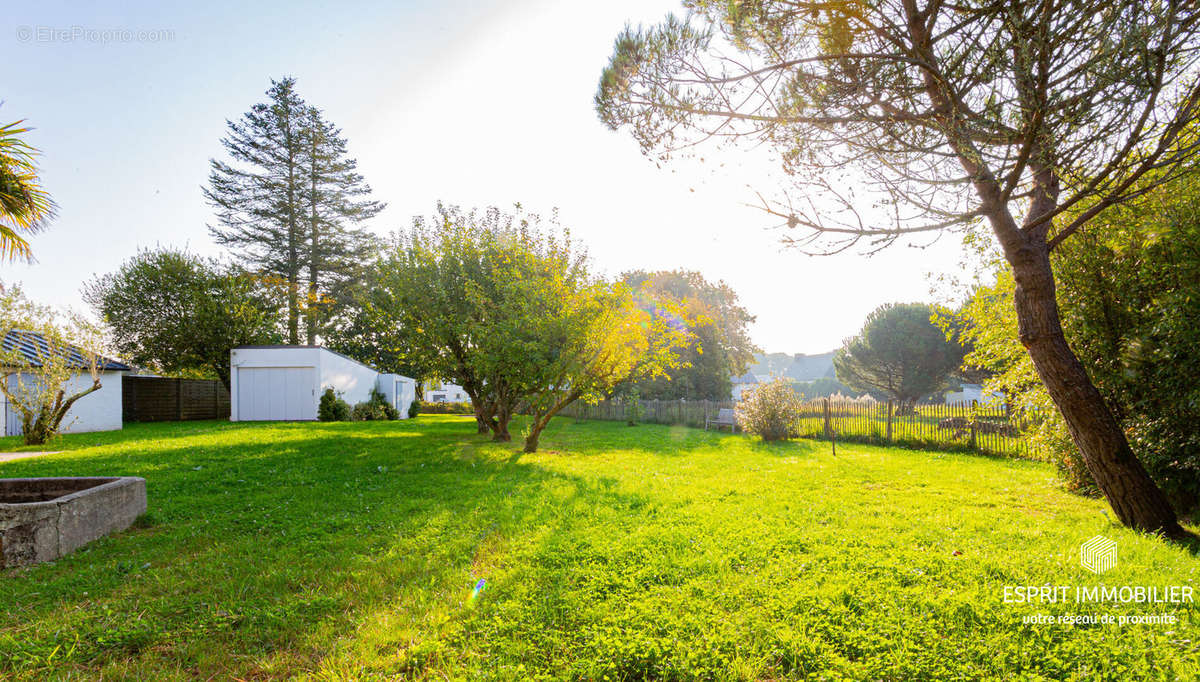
(2, 0, 969, 354)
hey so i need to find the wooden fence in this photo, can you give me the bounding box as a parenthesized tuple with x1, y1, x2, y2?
(560, 399, 737, 430)
(122, 376, 230, 422)
(559, 398, 1035, 458)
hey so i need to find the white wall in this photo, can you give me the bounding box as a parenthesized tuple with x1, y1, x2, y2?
(320, 350, 379, 407)
(3, 370, 123, 435)
(731, 381, 756, 401)
(944, 383, 1004, 406)
(422, 380, 469, 402)
(377, 374, 417, 419)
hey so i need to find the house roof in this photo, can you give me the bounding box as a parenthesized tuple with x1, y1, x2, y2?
(2, 329, 131, 372)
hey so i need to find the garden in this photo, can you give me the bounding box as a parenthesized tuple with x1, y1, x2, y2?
(3, 416, 1198, 680)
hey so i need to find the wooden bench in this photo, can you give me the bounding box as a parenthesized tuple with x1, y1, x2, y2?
(705, 408, 737, 432)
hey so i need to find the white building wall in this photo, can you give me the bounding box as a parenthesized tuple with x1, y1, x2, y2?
(731, 381, 757, 401)
(377, 374, 417, 418)
(421, 380, 470, 402)
(319, 351, 379, 406)
(4, 371, 123, 435)
(944, 383, 1004, 406)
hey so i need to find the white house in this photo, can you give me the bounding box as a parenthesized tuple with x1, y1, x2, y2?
(421, 379, 469, 403)
(944, 383, 1004, 406)
(1, 329, 130, 436)
(731, 372, 759, 401)
(230, 345, 416, 421)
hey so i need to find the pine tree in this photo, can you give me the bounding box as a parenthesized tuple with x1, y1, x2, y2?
(300, 105, 385, 344)
(205, 77, 308, 343)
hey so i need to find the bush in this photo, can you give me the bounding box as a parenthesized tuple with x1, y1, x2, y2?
(419, 400, 474, 415)
(408, 399, 421, 419)
(368, 388, 400, 420)
(350, 390, 398, 421)
(735, 379, 803, 442)
(351, 401, 387, 421)
(318, 388, 351, 422)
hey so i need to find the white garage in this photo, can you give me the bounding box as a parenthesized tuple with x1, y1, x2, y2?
(230, 346, 416, 422)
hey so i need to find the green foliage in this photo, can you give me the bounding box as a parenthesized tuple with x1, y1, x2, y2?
(518, 278, 689, 452)
(364, 203, 580, 440)
(418, 401, 474, 415)
(84, 248, 280, 389)
(5, 418, 1192, 679)
(0, 117, 56, 262)
(365, 202, 686, 449)
(206, 77, 382, 344)
(317, 388, 351, 422)
(959, 173, 1200, 506)
(367, 388, 399, 420)
(834, 303, 966, 411)
(407, 399, 421, 419)
(735, 378, 803, 441)
(622, 270, 758, 400)
(350, 401, 387, 422)
(795, 376, 862, 400)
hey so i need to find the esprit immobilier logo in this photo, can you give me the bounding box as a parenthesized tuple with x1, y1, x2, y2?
(1080, 535, 1117, 574)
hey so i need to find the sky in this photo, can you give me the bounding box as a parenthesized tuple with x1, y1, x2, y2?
(2, 0, 971, 354)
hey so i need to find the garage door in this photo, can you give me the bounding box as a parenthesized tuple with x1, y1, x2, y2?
(237, 367, 316, 421)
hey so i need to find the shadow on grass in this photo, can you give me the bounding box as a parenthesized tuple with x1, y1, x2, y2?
(0, 417, 656, 676)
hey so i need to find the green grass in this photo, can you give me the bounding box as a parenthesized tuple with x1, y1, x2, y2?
(1, 417, 1197, 680)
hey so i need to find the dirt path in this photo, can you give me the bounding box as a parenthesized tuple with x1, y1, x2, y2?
(0, 451, 63, 464)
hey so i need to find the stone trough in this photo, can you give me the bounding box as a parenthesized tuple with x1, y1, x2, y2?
(0, 477, 146, 568)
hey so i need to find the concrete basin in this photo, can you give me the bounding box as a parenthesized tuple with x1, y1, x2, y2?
(0, 477, 147, 568)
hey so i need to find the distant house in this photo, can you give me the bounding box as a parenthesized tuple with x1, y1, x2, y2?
(1, 329, 131, 436)
(422, 380, 469, 403)
(731, 372, 759, 401)
(944, 383, 1004, 406)
(747, 351, 837, 382)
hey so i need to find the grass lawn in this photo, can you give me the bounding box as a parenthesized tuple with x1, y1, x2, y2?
(1, 416, 1198, 680)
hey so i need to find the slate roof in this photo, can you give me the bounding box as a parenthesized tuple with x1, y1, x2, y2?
(2, 329, 130, 371)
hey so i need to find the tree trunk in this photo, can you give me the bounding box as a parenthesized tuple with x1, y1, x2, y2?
(1009, 242, 1183, 537)
(491, 414, 511, 442)
(523, 426, 542, 453)
(523, 391, 582, 453)
(473, 402, 492, 434)
(287, 277, 300, 345)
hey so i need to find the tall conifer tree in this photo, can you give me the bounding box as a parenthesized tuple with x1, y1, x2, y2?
(301, 105, 384, 344)
(206, 78, 383, 345)
(206, 77, 308, 343)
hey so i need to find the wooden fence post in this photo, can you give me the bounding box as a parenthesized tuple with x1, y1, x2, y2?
(823, 398, 832, 439)
(969, 399, 978, 450)
(175, 378, 183, 420)
(886, 399, 893, 442)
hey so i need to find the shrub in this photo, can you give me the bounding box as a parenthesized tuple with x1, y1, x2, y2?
(419, 401, 474, 415)
(408, 399, 421, 419)
(318, 388, 351, 421)
(735, 379, 803, 442)
(351, 401, 387, 421)
(367, 388, 399, 420)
